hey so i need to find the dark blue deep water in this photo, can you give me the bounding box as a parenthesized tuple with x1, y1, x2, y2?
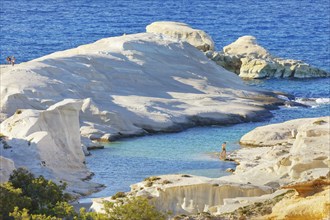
(1, 0, 329, 199)
(1, 0, 329, 71)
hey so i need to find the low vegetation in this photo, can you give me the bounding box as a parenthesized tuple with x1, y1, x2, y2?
(181, 174, 191, 177)
(111, 191, 126, 200)
(313, 119, 327, 125)
(144, 176, 161, 182)
(0, 168, 167, 220)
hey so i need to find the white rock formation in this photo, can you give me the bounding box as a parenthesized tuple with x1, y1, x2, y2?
(0, 33, 283, 141)
(90, 174, 273, 215)
(223, 36, 270, 58)
(208, 36, 329, 79)
(0, 156, 15, 182)
(233, 116, 330, 185)
(0, 99, 102, 196)
(146, 21, 215, 51)
(91, 116, 330, 216)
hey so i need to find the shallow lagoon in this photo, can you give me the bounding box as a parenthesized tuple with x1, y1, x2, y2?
(85, 78, 330, 199)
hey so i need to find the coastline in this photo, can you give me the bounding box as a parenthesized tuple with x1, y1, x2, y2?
(0, 21, 329, 219)
(90, 116, 330, 219)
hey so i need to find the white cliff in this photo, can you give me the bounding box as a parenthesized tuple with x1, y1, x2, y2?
(0, 32, 283, 142)
(0, 99, 102, 196)
(207, 36, 329, 79)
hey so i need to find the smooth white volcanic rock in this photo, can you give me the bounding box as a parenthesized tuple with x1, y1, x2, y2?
(226, 116, 330, 186)
(146, 21, 215, 51)
(0, 99, 101, 195)
(91, 116, 330, 216)
(90, 174, 273, 215)
(223, 36, 270, 58)
(0, 33, 281, 141)
(208, 36, 329, 79)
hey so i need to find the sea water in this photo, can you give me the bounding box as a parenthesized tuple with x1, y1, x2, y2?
(1, 0, 329, 199)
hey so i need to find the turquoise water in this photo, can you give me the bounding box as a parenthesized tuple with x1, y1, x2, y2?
(86, 78, 330, 199)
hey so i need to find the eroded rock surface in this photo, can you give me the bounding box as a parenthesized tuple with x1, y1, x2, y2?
(0, 33, 283, 142)
(207, 36, 329, 79)
(0, 99, 102, 196)
(91, 116, 330, 218)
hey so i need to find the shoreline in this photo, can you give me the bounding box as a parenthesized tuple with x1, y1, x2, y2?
(89, 116, 330, 219)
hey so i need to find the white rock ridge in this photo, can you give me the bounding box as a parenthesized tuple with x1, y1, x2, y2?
(208, 35, 329, 79)
(90, 174, 273, 215)
(0, 33, 283, 141)
(146, 21, 215, 52)
(0, 99, 102, 196)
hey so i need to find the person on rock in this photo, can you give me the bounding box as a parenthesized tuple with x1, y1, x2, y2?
(11, 56, 16, 66)
(6, 56, 11, 64)
(219, 142, 227, 160)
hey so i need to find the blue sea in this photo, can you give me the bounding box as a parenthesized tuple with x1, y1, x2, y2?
(1, 0, 329, 199)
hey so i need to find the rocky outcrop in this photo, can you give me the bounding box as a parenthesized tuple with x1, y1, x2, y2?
(0, 33, 285, 142)
(90, 174, 273, 215)
(231, 117, 330, 185)
(0, 99, 102, 196)
(91, 116, 330, 217)
(267, 177, 330, 220)
(146, 21, 215, 52)
(207, 36, 329, 79)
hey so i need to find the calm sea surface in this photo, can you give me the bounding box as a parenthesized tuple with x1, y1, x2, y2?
(1, 0, 329, 199)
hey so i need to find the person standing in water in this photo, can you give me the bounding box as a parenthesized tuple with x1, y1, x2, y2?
(219, 142, 227, 160)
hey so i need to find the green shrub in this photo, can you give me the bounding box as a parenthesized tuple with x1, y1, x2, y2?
(181, 174, 191, 177)
(103, 197, 167, 220)
(0, 183, 31, 219)
(111, 192, 126, 200)
(2, 169, 168, 220)
(144, 176, 161, 182)
(162, 180, 172, 185)
(9, 168, 71, 215)
(313, 119, 327, 125)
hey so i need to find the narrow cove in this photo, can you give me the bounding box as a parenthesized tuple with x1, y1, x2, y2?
(83, 78, 330, 201)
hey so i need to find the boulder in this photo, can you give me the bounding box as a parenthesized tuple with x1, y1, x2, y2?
(209, 36, 329, 79)
(223, 36, 270, 58)
(146, 21, 215, 51)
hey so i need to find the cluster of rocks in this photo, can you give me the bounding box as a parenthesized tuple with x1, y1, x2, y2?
(147, 21, 329, 79)
(207, 36, 329, 79)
